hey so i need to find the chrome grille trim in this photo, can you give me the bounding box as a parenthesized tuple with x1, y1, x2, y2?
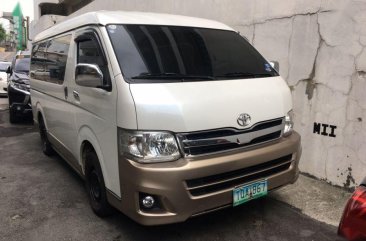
(186, 158, 292, 192)
(177, 118, 285, 157)
(182, 125, 283, 148)
(185, 154, 293, 196)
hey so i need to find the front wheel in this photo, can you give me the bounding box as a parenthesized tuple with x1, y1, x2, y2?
(8, 96, 18, 124)
(85, 150, 113, 217)
(9, 107, 19, 124)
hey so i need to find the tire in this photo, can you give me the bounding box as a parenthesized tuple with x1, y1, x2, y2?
(85, 150, 113, 217)
(38, 117, 54, 156)
(8, 96, 18, 124)
(9, 108, 18, 124)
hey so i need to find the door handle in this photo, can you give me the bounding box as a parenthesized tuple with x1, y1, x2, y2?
(73, 90, 80, 101)
(64, 86, 68, 99)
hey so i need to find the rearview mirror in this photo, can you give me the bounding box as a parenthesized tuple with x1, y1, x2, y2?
(269, 61, 280, 72)
(75, 63, 104, 88)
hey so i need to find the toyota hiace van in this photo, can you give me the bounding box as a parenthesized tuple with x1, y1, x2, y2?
(30, 11, 301, 225)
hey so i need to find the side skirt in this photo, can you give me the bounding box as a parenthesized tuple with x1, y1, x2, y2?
(48, 133, 84, 179)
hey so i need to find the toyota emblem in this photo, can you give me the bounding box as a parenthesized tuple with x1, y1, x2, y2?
(237, 113, 251, 127)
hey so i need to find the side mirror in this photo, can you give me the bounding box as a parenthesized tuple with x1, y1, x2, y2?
(75, 63, 104, 88)
(6, 66, 12, 74)
(269, 61, 280, 72)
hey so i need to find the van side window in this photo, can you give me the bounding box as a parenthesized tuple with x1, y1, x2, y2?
(45, 35, 72, 84)
(30, 41, 48, 81)
(30, 35, 71, 84)
(77, 38, 110, 85)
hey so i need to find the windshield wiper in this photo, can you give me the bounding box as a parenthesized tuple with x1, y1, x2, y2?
(131, 72, 215, 80)
(216, 72, 273, 78)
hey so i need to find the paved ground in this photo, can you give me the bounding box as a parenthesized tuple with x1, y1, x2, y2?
(271, 173, 351, 227)
(0, 97, 346, 241)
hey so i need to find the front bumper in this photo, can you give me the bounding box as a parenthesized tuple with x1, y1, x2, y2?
(111, 132, 301, 225)
(8, 83, 32, 115)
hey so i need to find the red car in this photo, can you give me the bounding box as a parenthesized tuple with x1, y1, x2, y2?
(338, 177, 366, 241)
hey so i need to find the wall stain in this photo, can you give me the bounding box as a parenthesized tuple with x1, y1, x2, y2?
(358, 71, 366, 78)
(305, 81, 317, 100)
(343, 166, 355, 188)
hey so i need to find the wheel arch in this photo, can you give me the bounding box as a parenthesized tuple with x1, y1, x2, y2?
(35, 102, 47, 128)
(78, 126, 110, 189)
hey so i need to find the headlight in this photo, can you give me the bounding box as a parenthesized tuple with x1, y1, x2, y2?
(118, 129, 181, 163)
(283, 110, 294, 137)
(11, 82, 30, 92)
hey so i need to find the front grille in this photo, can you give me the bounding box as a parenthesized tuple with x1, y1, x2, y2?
(9, 91, 26, 103)
(177, 118, 284, 156)
(185, 154, 293, 196)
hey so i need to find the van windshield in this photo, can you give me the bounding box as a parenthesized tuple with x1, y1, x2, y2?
(107, 24, 278, 82)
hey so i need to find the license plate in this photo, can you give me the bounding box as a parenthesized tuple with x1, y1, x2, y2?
(233, 180, 268, 207)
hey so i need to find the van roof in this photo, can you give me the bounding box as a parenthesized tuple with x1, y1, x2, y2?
(33, 11, 234, 42)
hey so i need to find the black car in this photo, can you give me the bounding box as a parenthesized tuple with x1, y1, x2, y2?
(7, 56, 32, 123)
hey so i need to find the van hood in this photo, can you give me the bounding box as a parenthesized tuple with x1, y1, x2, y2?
(129, 77, 292, 132)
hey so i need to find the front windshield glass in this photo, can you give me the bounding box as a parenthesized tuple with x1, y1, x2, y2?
(14, 58, 30, 73)
(107, 24, 278, 82)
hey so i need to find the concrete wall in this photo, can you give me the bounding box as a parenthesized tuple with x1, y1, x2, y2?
(42, 0, 366, 187)
(30, 14, 65, 40)
(33, 0, 59, 20)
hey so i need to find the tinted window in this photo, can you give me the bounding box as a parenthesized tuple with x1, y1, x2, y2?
(45, 35, 71, 84)
(32, 41, 48, 60)
(77, 37, 109, 85)
(31, 42, 48, 81)
(31, 35, 71, 84)
(107, 25, 278, 82)
(78, 39, 103, 65)
(14, 58, 30, 73)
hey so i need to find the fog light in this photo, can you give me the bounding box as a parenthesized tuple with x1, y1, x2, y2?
(142, 196, 155, 209)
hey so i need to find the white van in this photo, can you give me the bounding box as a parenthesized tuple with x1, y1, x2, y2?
(30, 11, 301, 225)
